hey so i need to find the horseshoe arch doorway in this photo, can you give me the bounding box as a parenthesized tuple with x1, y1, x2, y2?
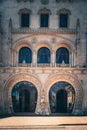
(49, 82, 75, 113)
(12, 81, 38, 113)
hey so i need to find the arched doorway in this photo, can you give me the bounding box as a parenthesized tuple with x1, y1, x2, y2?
(49, 82, 75, 113)
(19, 89, 30, 112)
(12, 81, 38, 113)
(56, 89, 67, 113)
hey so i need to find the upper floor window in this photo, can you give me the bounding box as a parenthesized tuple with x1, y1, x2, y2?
(19, 47, 32, 63)
(40, 14, 49, 27)
(18, 8, 32, 28)
(21, 13, 30, 27)
(59, 14, 68, 28)
(57, 8, 71, 28)
(38, 8, 51, 28)
(56, 47, 69, 64)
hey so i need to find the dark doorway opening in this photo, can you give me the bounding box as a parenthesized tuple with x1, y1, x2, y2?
(56, 89, 67, 113)
(49, 82, 75, 114)
(19, 90, 30, 112)
(12, 81, 37, 113)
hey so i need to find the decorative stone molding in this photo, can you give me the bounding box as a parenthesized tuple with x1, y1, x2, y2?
(38, 8, 51, 14)
(45, 73, 83, 114)
(35, 42, 51, 52)
(12, 27, 75, 34)
(57, 8, 71, 15)
(56, 0, 73, 2)
(18, 8, 32, 14)
(41, 0, 49, 5)
(3, 73, 42, 114)
(17, 0, 34, 2)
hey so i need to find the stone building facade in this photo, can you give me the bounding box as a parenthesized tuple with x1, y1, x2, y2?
(0, 0, 87, 115)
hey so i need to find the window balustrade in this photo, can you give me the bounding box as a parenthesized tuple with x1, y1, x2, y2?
(14, 63, 70, 68)
(12, 27, 76, 34)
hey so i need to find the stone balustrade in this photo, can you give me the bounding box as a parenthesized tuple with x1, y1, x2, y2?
(11, 63, 70, 67)
(12, 27, 76, 34)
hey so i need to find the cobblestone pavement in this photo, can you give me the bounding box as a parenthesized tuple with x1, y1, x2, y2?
(0, 116, 87, 130)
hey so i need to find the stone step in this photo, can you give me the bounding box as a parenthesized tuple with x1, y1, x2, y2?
(0, 116, 87, 130)
(0, 125, 87, 130)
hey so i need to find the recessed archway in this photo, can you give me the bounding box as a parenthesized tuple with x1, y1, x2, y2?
(49, 81, 75, 113)
(45, 73, 83, 114)
(12, 81, 37, 113)
(3, 73, 41, 114)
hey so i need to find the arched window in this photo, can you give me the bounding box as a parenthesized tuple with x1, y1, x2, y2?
(19, 47, 32, 63)
(56, 47, 69, 64)
(12, 81, 38, 113)
(37, 47, 50, 63)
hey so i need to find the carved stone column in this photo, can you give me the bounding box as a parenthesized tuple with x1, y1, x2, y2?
(32, 50, 37, 67)
(37, 88, 49, 115)
(51, 50, 55, 67)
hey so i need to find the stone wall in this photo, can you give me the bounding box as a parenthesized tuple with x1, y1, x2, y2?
(0, 0, 87, 115)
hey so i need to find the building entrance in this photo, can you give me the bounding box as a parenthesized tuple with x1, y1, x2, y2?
(19, 89, 30, 112)
(49, 82, 75, 114)
(12, 81, 37, 113)
(56, 89, 67, 113)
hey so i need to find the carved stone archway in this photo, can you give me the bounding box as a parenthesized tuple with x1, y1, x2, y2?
(12, 42, 32, 66)
(3, 73, 42, 114)
(45, 73, 83, 114)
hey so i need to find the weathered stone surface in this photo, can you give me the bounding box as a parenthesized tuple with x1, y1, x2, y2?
(0, 0, 87, 115)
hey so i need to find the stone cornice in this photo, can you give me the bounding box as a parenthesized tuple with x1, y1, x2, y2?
(17, 0, 34, 2)
(56, 0, 73, 2)
(12, 27, 76, 34)
(0, 67, 87, 74)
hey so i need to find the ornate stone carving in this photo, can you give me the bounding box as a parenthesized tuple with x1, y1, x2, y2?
(45, 73, 83, 113)
(40, 89, 45, 113)
(38, 8, 51, 14)
(4, 73, 42, 113)
(57, 8, 71, 15)
(56, 0, 73, 2)
(18, 8, 32, 14)
(17, 0, 34, 2)
(41, 0, 49, 5)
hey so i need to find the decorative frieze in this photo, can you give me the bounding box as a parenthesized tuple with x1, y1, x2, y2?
(18, 8, 32, 14)
(17, 0, 34, 2)
(41, 0, 49, 5)
(57, 8, 71, 15)
(56, 0, 73, 2)
(38, 8, 51, 14)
